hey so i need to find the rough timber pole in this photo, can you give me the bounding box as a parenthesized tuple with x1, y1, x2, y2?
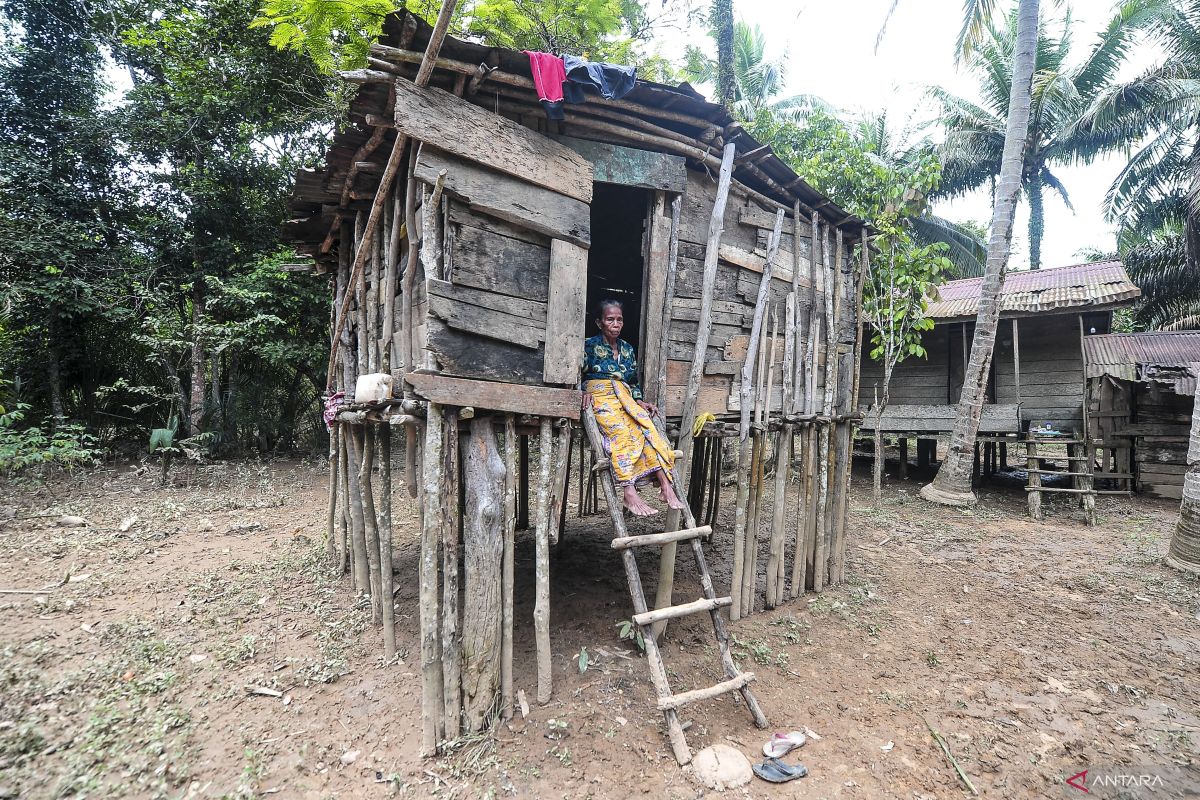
(792, 208, 820, 598)
(501, 414, 517, 720)
(441, 409, 461, 740)
(534, 417, 553, 704)
(732, 210, 784, 619)
(420, 403, 446, 755)
(814, 217, 836, 592)
(378, 424, 397, 658)
(652, 142, 736, 639)
(768, 298, 795, 607)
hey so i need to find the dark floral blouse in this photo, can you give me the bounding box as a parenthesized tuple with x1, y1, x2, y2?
(583, 335, 643, 400)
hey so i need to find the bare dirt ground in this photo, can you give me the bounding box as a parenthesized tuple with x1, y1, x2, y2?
(1, 456, 1198, 799)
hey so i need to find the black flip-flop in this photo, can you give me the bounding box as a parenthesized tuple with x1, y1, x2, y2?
(752, 757, 808, 783)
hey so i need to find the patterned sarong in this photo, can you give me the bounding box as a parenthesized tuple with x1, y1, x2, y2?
(585, 378, 676, 485)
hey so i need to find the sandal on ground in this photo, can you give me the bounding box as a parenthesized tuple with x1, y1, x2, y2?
(762, 730, 807, 758)
(752, 758, 808, 783)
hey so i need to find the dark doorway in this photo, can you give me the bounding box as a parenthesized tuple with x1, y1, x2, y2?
(585, 183, 650, 353)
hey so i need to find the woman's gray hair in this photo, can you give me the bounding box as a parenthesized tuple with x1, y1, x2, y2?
(595, 298, 624, 318)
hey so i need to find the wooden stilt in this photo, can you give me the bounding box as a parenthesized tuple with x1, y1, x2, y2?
(462, 416, 505, 731)
(420, 404, 446, 755)
(518, 434, 530, 530)
(441, 409, 461, 740)
(360, 425, 383, 622)
(792, 206, 820, 599)
(534, 417, 553, 704)
(501, 414, 516, 720)
(549, 420, 571, 545)
(345, 426, 371, 594)
(378, 424, 397, 658)
(327, 423, 340, 562)
(339, 430, 351, 576)
(768, 298, 796, 607)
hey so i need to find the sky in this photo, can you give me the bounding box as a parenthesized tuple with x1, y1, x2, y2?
(655, 0, 1160, 272)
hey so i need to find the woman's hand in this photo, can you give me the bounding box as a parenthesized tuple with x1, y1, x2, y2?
(637, 400, 659, 417)
(581, 391, 592, 411)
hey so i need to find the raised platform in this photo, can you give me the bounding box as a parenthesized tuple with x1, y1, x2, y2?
(858, 403, 1021, 435)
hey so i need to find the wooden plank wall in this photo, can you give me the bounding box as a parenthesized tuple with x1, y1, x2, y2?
(857, 323, 951, 407)
(1133, 383, 1192, 499)
(664, 170, 832, 417)
(994, 314, 1083, 428)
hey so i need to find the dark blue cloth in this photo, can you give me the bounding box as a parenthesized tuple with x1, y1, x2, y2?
(562, 55, 637, 103)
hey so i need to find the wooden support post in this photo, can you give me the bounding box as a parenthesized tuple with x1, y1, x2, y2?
(653, 142, 736, 639)
(345, 426, 371, 595)
(549, 420, 570, 545)
(441, 409, 461, 740)
(1000, 441, 1008, 470)
(518, 434, 530, 530)
(899, 436, 909, 480)
(732, 210, 784, 618)
(462, 416, 505, 731)
(813, 216, 835, 592)
(420, 404, 446, 754)
(1026, 438, 1042, 521)
(534, 417, 553, 704)
(379, 424, 397, 658)
(327, 423, 340, 562)
(791, 206, 820, 599)
(768, 298, 796, 607)
(360, 425, 383, 623)
(338, 429, 351, 575)
(501, 414, 517, 720)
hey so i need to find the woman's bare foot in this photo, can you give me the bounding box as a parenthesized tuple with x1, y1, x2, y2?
(656, 472, 687, 511)
(623, 484, 659, 516)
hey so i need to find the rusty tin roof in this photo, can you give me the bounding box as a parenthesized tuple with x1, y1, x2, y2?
(926, 260, 1140, 320)
(1082, 331, 1200, 393)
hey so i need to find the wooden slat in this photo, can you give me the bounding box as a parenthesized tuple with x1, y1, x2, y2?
(543, 240, 588, 384)
(424, 317, 544, 385)
(427, 280, 545, 350)
(739, 204, 812, 237)
(428, 278, 546, 322)
(553, 135, 686, 193)
(633, 596, 731, 626)
(641, 208, 673, 403)
(415, 148, 591, 247)
(392, 78, 593, 203)
(408, 373, 582, 419)
(657, 673, 755, 711)
(611, 526, 713, 550)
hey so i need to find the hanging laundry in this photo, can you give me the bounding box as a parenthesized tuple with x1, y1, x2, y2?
(523, 51, 568, 120)
(562, 55, 637, 103)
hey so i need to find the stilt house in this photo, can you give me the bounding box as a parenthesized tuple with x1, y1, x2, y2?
(284, 10, 868, 764)
(858, 260, 1140, 470)
(1083, 331, 1200, 499)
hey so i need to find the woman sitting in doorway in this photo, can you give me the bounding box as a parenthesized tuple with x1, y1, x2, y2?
(582, 299, 687, 516)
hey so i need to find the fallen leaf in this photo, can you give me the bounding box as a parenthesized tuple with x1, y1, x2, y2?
(119, 515, 139, 533)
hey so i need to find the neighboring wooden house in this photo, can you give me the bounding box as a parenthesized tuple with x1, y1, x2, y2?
(1083, 332, 1200, 499)
(858, 260, 1141, 467)
(283, 10, 867, 763)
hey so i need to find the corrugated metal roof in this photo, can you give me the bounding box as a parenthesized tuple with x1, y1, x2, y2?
(1082, 331, 1200, 394)
(927, 260, 1140, 320)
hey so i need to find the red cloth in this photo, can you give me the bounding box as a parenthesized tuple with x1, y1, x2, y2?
(523, 51, 566, 102)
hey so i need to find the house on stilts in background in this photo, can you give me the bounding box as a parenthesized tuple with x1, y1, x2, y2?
(283, 10, 869, 764)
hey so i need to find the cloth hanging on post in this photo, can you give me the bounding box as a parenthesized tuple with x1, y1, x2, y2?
(523, 51, 568, 119)
(562, 55, 637, 102)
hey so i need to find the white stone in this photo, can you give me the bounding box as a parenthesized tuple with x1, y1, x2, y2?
(690, 744, 752, 791)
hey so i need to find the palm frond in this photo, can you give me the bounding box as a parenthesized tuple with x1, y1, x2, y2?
(908, 214, 988, 278)
(956, 0, 1002, 62)
(1041, 166, 1073, 211)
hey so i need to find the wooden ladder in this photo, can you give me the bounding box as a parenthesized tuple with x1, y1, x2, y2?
(581, 407, 768, 765)
(1024, 435, 1099, 525)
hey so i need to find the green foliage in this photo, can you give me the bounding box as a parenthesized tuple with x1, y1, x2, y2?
(0, 404, 99, 476)
(616, 618, 645, 652)
(251, 0, 395, 72)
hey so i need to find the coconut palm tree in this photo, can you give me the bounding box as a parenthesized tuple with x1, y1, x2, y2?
(930, 2, 1156, 269)
(920, 0, 1041, 506)
(684, 20, 829, 121)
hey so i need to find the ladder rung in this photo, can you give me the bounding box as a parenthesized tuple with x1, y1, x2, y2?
(657, 672, 755, 711)
(591, 459, 610, 474)
(1025, 469, 1090, 476)
(612, 526, 713, 550)
(634, 596, 731, 627)
(1024, 487, 1096, 494)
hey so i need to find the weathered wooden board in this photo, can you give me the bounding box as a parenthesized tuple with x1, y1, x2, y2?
(428, 278, 546, 323)
(416, 148, 591, 248)
(427, 280, 545, 350)
(449, 220, 551, 301)
(640, 207, 673, 407)
(552, 135, 686, 193)
(409, 372, 582, 419)
(424, 317, 546, 385)
(663, 383, 731, 417)
(449, 202, 550, 247)
(858, 403, 1022, 433)
(740, 204, 812, 237)
(393, 79, 593, 203)
(543, 239, 588, 385)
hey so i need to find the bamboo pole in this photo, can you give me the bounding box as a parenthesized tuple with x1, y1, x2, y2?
(442, 409, 461, 740)
(534, 417, 553, 704)
(501, 414, 517, 720)
(731, 210, 784, 619)
(325, 0, 460, 389)
(651, 142, 736, 640)
(420, 403, 446, 755)
(378, 424, 397, 658)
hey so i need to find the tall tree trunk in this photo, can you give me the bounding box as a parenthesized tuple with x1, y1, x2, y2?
(46, 315, 66, 423)
(712, 0, 735, 107)
(189, 274, 206, 436)
(921, 0, 1040, 506)
(1167, 375, 1200, 575)
(872, 364, 893, 506)
(1028, 169, 1043, 270)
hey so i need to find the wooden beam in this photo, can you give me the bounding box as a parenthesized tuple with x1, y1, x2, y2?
(389, 78, 593, 203)
(543, 240, 588, 385)
(408, 372, 582, 420)
(552, 135, 687, 193)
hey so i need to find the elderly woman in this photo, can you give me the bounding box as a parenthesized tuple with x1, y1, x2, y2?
(582, 299, 686, 516)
